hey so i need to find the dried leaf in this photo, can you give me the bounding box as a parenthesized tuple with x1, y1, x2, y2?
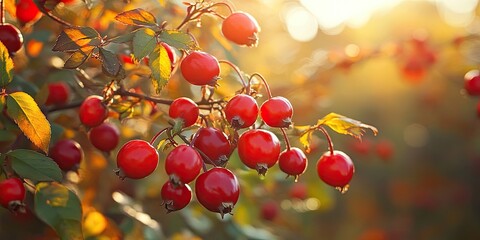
(317, 112, 378, 139)
(115, 8, 158, 27)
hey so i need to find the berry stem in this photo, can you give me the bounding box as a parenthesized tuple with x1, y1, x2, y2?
(249, 73, 272, 99)
(0, 0, 4, 25)
(280, 128, 291, 151)
(317, 126, 334, 155)
(149, 127, 171, 146)
(209, 2, 234, 15)
(218, 60, 248, 90)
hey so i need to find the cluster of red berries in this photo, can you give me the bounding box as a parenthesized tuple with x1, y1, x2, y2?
(464, 70, 480, 117)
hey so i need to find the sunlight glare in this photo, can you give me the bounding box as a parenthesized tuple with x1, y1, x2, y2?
(285, 6, 318, 42)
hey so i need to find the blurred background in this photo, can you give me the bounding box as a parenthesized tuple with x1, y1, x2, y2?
(1, 0, 480, 239)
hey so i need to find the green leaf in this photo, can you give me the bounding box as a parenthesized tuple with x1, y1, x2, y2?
(52, 27, 100, 52)
(317, 113, 378, 139)
(109, 29, 139, 44)
(64, 49, 92, 69)
(159, 30, 198, 51)
(6, 92, 51, 153)
(132, 28, 157, 61)
(99, 48, 123, 77)
(115, 8, 158, 27)
(149, 43, 172, 94)
(0, 41, 14, 87)
(34, 182, 83, 240)
(7, 149, 62, 182)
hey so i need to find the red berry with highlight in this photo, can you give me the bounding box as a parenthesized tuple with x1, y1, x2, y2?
(0, 24, 24, 54)
(278, 147, 308, 181)
(225, 94, 258, 128)
(316, 150, 354, 190)
(79, 95, 109, 128)
(165, 145, 202, 185)
(195, 167, 240, 217)
(16, 0, 42, 24)
(222, 12, 260, 47)
(238, 129, 281, 175)
(116, 140, 159, 179)
(161, 181, 192, 212)
(464, 70, 480, 96)
(45, 82, 70, 106)
(49, 139, 83, 171)
(260, 96, 293, 128)
(193, 127, 231, 166)
(0, 178, 26, 212)
(169, 97, 199, 128)
(180, 51, 220, 86)
(89, 123, 120, 152)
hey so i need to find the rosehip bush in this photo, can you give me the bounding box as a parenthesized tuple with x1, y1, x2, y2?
(0, 0, 381, 239)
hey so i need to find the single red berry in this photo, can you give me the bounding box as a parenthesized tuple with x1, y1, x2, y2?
(180, 51, 220, 86)
(260, 96, 293, 128)
(49, 139, 83, 171)
(237, 129, 280, 175)
(0, 24, 24, 54)
(260, 200, 278, 221)
(45, 82, 70, 106)
(316, 150, 354, 192)
(165, 145, 202, 185)
(375, 140, 394, 161)
(169, 97, 199, 128)
(0, 178, 26, 212)
(79, 95, 109, 128)
(225, 94, 259, 128)
(120, 54, 134, 64)
(16, 0, 42, 24)
(116, 140, 159, 179)
(195, 167, 240, 218)
(161, 181, 192, 213)
(89, 123, 120, 152)
(222, 12, 260, 47)
(278, 147, 308, 181)
(464, 70, 480, 96)
(193, 127, 231, 167)
(289, 182, 308, 200)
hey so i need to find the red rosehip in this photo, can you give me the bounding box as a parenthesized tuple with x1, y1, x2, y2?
(89, 123, 120, 152)
(260, 200, 278, 221)
(49, 139, 83, 171)
(278, 147, 308, 181)
(180, 51, 220, 86)
(375, 140, 394, 161)
(237, 129, 281, 175)
(0, 178, 26, 212)
(225, 94, 259, 128)
(222, 12, 260, 47)
(0, 24, 24, 54)
(464, 70, 480, 96)
(316, 150, 354, 192)
(161, 181, 192, 213)
(45, 82, 70, 106)
(289, 183, 308, 200)
(16, 0, 42, 24)
(195, 167, 240, 218)
(193, 127, 231, 167)
(165, 145, 202, 185)
(169, 97, 199, 128)
(116, 140, 159, 179)
(260, 96, 293, 128)
(79, 95, 109, 128)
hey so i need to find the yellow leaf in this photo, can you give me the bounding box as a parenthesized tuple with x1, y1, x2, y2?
(149, 43, 172, 94)
(0, 41, 14, 87)
(6, 92, 51, 153)
(115, 8, 158, 27)
(318, 112, 378, 139)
